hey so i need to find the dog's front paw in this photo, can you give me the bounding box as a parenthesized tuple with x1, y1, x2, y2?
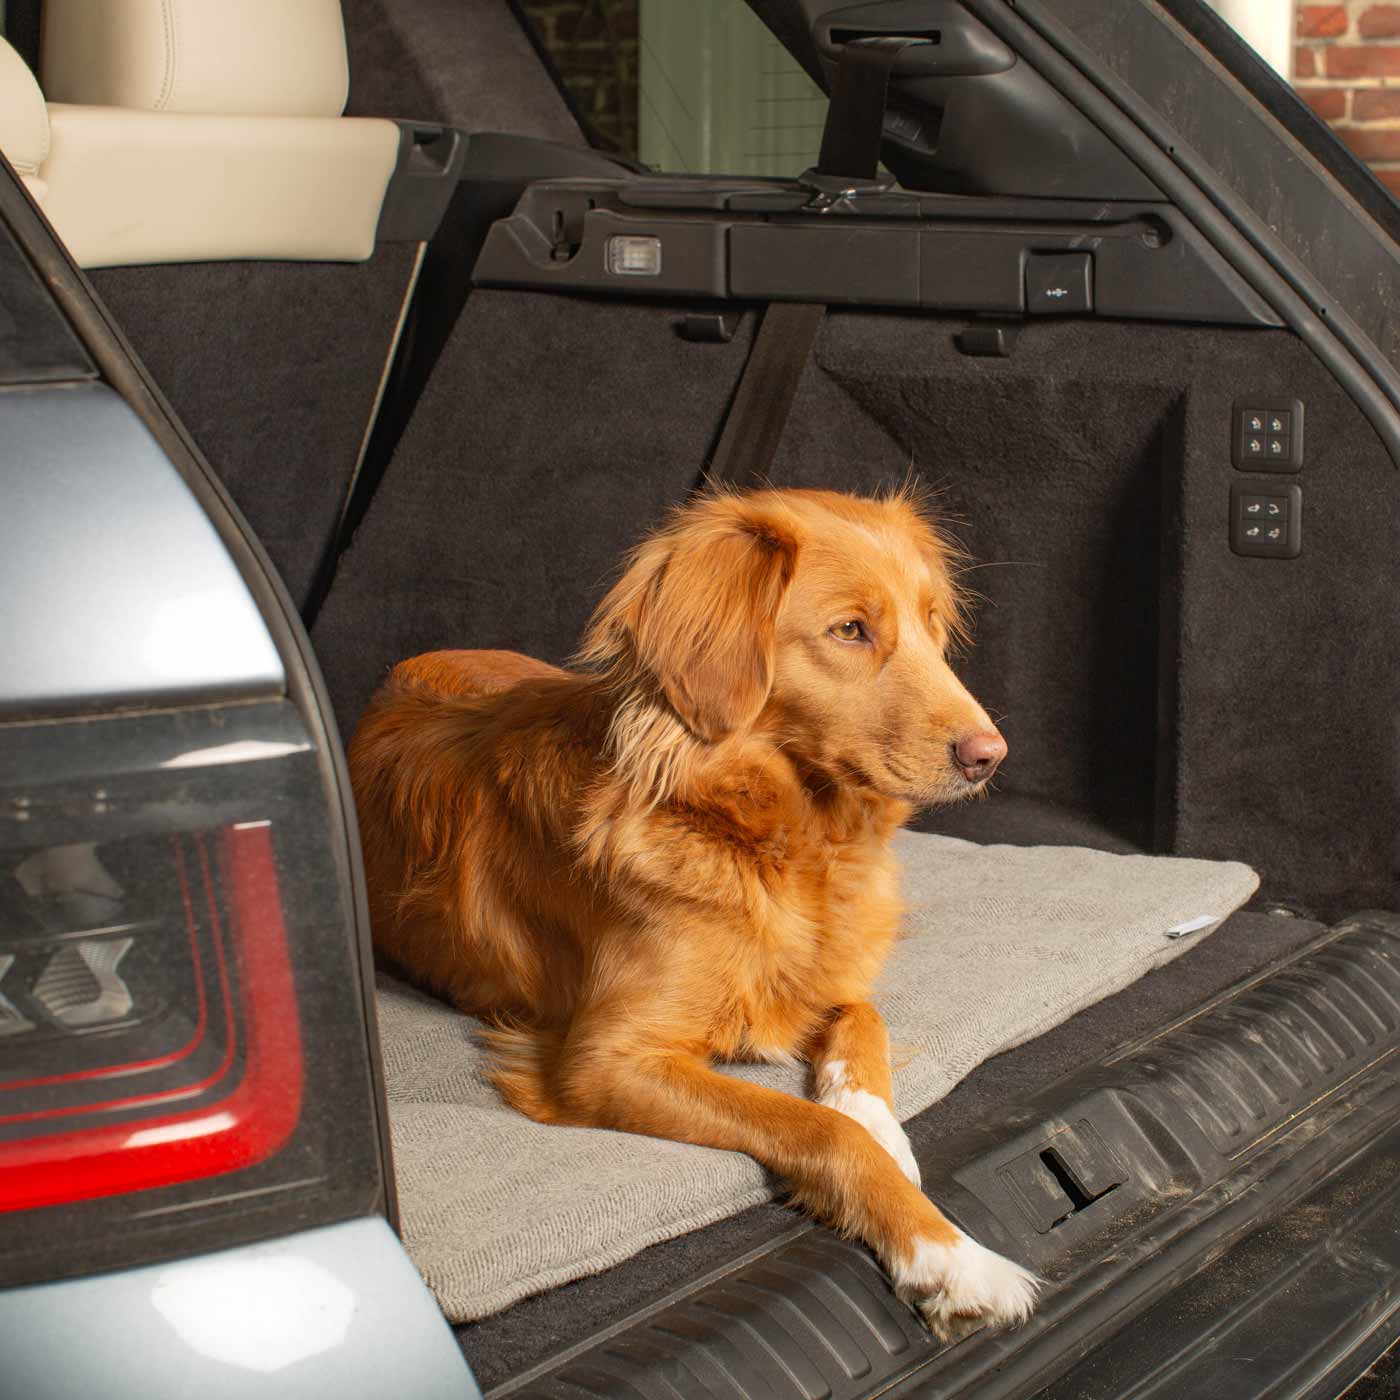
(893, 1232, 1040, 1344)
(816, 1060, 921, 1185)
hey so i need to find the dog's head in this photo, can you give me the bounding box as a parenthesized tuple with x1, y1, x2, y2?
(582, 488, 1004, 806)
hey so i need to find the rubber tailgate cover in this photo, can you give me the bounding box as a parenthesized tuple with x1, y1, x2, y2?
(493, 913, 1400, 1400)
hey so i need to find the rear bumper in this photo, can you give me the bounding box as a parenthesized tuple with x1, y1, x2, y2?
(0, 1216, 478, 1399)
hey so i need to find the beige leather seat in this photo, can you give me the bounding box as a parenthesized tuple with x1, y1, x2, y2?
(0, 34, 49, 202)
(0, 0, 401, 267)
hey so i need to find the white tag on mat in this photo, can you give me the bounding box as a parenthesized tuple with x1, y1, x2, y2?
(1165, 914, 1218, 940)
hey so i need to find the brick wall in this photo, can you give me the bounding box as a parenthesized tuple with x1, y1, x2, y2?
(1295, 2, 1400, 195)
(521, 0, 639, 157)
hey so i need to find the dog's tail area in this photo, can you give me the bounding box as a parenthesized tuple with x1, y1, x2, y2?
(478, 1020, 571, 1125)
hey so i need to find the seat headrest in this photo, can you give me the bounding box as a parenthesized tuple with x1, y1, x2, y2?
(0, 37, 50, 196)
(41, 0, 351, 117)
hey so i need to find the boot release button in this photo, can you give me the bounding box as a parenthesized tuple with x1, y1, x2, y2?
(1026, 252, 1093, 315)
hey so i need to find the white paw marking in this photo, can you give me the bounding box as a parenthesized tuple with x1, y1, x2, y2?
(892, 1232, 1040, 1343)
(816, 1059, 921, 1186)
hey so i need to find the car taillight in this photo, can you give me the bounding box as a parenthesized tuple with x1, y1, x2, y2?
(0, 823, 301, 1211)
(0, 701, 388, 1289)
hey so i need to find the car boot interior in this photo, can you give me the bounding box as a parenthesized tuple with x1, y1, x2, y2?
(5, 0, 1397, 1392)
(314, 292, 1399, 920)
(309, 284, 1396, 1385)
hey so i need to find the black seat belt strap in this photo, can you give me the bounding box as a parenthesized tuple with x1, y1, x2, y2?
(705, 36, 930, 492)
(816, 36, 933, 183)
(704, 302, 826, 491)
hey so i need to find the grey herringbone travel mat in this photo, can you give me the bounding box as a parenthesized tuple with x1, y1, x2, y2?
(378, 831, 1258, 1321)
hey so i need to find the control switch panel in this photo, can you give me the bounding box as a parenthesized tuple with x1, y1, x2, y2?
(1233, 399, 1303, 471)
(1231, 480, 1302, 558)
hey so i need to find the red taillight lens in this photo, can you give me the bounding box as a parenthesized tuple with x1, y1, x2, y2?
(0, 822, 302, 1211)
(0, 701, 387, 1287)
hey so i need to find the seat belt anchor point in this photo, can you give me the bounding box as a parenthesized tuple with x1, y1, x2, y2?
(796, 167, 897, 212)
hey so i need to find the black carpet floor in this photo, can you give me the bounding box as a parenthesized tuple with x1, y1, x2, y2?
(453, 795, 1326, 1390)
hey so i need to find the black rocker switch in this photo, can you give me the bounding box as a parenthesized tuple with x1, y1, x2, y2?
(1233, 398, 1303, 471)
(1231, 480, 1302, 558)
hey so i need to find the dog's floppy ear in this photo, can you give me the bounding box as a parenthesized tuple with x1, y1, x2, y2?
(584, 497, 798, 741)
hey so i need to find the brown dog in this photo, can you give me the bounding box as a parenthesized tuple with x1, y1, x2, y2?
(350, 488, 1037, 1338)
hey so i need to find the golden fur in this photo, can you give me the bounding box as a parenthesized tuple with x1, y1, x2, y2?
(349, 488, 1037, 1337)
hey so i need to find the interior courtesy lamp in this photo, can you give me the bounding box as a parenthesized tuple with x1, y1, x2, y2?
(606, 234, 663, 277)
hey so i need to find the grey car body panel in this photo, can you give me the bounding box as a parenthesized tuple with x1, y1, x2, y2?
(0, 381, 283, 721)
(0, 1217, 479, 1400)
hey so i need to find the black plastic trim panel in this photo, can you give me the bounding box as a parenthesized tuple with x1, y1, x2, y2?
(474, 179, 1277, 327)
(1041, 0, 1400, 368)
(492, 914, 1400, 1400)
(959, 0, 1400, 471)
(809, 0, 1163, 200)
(375, 123, 469, 245)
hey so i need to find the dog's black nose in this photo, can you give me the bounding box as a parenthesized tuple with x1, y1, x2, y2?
(954, 732, 1006, 783)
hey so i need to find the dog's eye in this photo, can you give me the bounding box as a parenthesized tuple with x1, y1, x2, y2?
(830, 620, 867, 643)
